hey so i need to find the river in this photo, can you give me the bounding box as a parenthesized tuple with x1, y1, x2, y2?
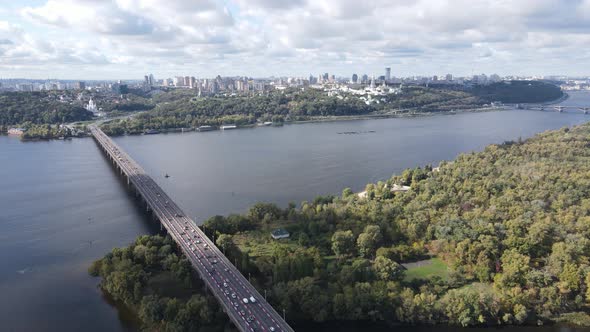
(1, 91, 590, 331)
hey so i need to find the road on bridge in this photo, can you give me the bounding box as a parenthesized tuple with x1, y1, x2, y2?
(90, 125, 294, 332)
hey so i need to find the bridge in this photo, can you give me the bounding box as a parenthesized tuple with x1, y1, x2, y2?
(90, 125, 294, 332)
(523, 105, 590, 114)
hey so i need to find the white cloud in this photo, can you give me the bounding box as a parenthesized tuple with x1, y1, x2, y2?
(0, 0, 588, 78)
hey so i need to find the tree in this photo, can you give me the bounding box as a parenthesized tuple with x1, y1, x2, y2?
(357, 225, 382, 258)
(342, 187, 354, 199)
(331, 230, 355, 258)
(216, 234, 235, 254)
(496, 249, 530, 288)
(248, 202, 282, 222)
(373, 256, 404, 281)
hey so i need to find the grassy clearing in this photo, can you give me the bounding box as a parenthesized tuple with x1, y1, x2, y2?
(232, 230, 298, 258)
(403, 257, 449, 281)
(555, 312, 590, 327)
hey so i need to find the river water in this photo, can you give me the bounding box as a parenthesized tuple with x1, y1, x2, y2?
(2, 91, 590, 332)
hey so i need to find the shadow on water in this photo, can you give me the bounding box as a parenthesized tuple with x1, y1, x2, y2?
(100, 290, 142, 331)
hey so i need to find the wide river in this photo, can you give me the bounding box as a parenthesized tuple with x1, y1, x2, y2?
(2, 91, 590, 332)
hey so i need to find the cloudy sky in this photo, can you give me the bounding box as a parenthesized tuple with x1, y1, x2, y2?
(0, 0, 589, 80)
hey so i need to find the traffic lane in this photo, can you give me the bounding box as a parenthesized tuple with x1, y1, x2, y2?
(135, 175, 256, 331)
(145, 193, 253, 330)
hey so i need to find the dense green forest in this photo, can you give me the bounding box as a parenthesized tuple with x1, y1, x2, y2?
(472, 81, 564, 104)
(0, 91, 93, 127)
(93, 122, 590, 329)
(89, 235, 232, 331)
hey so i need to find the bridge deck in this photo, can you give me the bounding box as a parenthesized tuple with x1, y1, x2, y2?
(90, 126, 293, 332)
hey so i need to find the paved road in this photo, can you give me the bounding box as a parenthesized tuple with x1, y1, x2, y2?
(90, 126, 293, 332)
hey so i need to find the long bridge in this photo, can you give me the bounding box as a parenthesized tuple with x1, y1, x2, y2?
(90, 125, 294, 332)
(523, 105, 590, 113)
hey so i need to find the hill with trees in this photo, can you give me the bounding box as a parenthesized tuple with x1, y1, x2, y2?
(472, 80, 564, 104)
(0, 91, 93, 127)
(99, 81, 563, 135)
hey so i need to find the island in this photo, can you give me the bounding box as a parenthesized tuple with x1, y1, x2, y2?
(90, 121, 590, 330)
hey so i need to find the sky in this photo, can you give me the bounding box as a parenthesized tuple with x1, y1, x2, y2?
(0, 0, 589, 80)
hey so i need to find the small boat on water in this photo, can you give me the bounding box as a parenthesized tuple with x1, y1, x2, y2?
(220, 125, 237, 130)
(144, 129, 160, 135)
(197, 125, 215, 132)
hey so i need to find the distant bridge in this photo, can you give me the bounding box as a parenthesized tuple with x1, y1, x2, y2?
(523, 105, 590, 114)
(90, 125, 294, 332)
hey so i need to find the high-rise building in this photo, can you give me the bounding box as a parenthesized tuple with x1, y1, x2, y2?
(18, 84, 33, 92)
(361, 74, 368, 83)
(385, 67, 391, 81)
(352, 73, 358, 83)
(184, 76, 191, 87)
(148, 74, 155, 86)
(445, 74, 453, 81)
(74, 81, 86, 90)
(174, 76, 184, 86)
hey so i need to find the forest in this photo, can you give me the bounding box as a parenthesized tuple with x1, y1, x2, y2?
(89, 235, 232, 331)
(93, 121, 590, 329)
(0, 91, 93, 127)
(472, 80, 564, 104)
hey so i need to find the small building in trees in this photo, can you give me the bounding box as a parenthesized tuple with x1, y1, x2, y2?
(8, 128, 25, 136)
(271, 228, 290, 240)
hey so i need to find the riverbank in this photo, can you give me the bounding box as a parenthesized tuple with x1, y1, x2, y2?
(99, 104, 511, 137)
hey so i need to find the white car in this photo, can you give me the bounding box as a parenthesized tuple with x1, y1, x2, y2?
(242, 298, 249, 304)
(249, 296, 256, 303)
(269, 327, 275, 332)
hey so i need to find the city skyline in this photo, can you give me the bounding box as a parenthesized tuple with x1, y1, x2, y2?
(1, 1, 590, 80)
